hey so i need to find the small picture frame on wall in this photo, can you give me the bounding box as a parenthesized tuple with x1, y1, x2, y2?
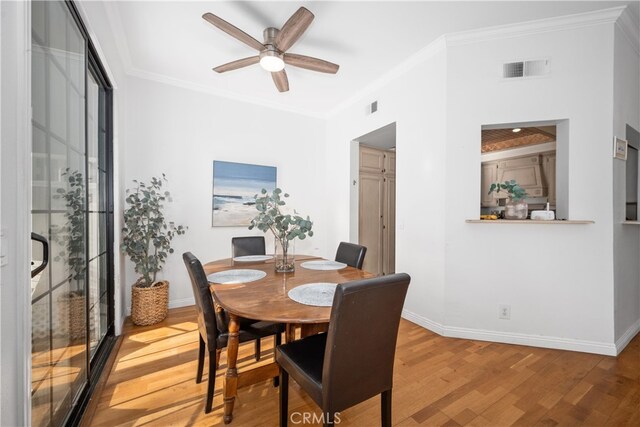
(614, 137, 628, 160)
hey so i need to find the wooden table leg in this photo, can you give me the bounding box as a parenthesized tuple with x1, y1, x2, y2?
(300, 322, 328, 337)
(285, 323, 296, 343)
(223, 314, 240, 424)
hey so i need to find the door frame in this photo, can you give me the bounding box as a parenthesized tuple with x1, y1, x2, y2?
(0, 0, 33, 425)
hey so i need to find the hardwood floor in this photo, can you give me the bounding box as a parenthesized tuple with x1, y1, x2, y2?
(86, 306, 640, 426)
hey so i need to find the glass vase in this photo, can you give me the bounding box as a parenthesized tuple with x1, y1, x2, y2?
(274, 238, 295, 273)
(504, 198, 528, 220)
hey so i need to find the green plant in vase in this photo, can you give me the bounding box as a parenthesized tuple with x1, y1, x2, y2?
(121, 174, 187, 287)
(488, 179, 529, 220)
(121, 174, 187, 325)
(249, 188, 313, 272)
(53, 168, 87, 340)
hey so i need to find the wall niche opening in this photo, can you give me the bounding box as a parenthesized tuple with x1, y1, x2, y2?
(480, 120, 568, 219)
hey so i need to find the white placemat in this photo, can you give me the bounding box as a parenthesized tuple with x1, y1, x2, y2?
(207, 269, 267, 284)
(232, 255, 272, 262)
(288, 283, 338, 307)
(300, 260, 347, 271)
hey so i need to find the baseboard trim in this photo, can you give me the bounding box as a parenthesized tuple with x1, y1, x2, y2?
(615, 318, 640, 355)
(402, 309, 445, 335)
(168, 297, 195, 309)
(401, 309, 617, 356)
(125, 296, 195, 316)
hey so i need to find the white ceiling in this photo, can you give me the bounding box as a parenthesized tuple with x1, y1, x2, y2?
(104, 1, 638, 117)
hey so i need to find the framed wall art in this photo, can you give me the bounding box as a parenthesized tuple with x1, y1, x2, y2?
(212, 161, 277, 226)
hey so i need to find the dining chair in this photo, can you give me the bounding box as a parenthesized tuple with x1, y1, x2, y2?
(183, 252, 283, 413)
(232, 236, 266, 257)
(276, 273, 411, 426)
(334, 242, 367, 269)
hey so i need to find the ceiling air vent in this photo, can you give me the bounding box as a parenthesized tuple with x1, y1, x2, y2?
(503, 59, 549, 79)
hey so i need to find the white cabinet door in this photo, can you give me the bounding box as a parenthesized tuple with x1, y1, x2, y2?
(481, 162, 498, 207)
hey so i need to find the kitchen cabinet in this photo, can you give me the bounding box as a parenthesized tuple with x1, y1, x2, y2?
(359, 146, 395, 275)
(383, 175, 396, 275)
(360, 146, 385, 173)
(496, 154, 544, 197)
(541, 152, 556, 205)
(359, 172, 384, 275)
(385, 151, 396, 175)
(481, 162, 498, 207)
(480, 152, 555, 208)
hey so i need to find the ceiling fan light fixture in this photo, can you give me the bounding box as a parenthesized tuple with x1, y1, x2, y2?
(260, 51, 285, 72)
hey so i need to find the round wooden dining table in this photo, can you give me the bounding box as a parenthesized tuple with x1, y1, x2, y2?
(204, 255, 374, 424)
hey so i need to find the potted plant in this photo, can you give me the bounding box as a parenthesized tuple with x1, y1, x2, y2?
(249, 188, 313, 272)
(53, 168, 87, 340)
(121, 174, 186, 325)
(488, 179, 529, 220)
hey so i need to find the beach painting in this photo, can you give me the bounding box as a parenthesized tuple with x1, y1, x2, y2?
(212, 161, 277, 226)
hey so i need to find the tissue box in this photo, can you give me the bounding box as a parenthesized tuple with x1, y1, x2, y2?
(530, 210, 555, 220)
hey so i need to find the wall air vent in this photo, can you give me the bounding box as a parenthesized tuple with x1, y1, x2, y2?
(503, 59, 550, 79)
(366, 100, 378, 115)
(503, 61, 524, 78)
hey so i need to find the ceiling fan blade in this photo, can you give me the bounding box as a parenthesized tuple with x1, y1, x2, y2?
(202, 12, 265, 51)
(272, 70, 289, 92)
(284, 53, 339, 74)
(275, 7, 314, 52)
(213, 56, 260, 73)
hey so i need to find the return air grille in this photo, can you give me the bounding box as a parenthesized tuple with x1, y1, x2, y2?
(503, 61, 524, 78)
(503, 59, 549, 79)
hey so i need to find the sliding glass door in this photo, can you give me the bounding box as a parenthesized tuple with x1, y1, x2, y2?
(31, 1, 113, 425)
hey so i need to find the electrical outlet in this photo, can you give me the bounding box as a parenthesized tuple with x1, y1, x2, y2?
(499, 304, 511, 320)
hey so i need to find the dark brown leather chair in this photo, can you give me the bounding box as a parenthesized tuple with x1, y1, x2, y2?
(183, 252, 283, 413)
(276, 273, 410, 426)
(335, 242, 367, 269)
(232, 236, 266, 257)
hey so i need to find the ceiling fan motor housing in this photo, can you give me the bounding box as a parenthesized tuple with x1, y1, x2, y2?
(263, 27, 281, 51)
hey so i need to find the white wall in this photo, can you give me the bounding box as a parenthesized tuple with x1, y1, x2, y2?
(327, 44, 449, 329)
(612, 13, 640, 350)
(445, 23, 615, 352)
(327, 14, 629, 354)
(121, 76, 327, 312)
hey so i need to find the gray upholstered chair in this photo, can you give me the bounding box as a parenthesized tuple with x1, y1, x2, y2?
(335, 242, 367, 269)
(276, 273, 410, 426)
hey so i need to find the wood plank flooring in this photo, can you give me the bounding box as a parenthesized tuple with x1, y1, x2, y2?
(86, 306, 640, 426)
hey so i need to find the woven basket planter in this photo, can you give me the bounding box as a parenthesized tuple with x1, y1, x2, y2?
(56, 292, 86, 341)
(131, 280, 169, 326)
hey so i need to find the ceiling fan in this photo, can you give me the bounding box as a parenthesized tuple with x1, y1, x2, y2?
(202, 7, 339, 93)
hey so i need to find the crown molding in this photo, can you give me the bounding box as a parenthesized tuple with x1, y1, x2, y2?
(101, 4, 632, 120)
(616, 5, 640, 55)
(127, 66, 324, 119)
(327, 6, 628, 119)
(74, 1, 120, 88)
(102, 1, 134, 73)
(447, 6, 626, 46)
(327, 35, 447, 118)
